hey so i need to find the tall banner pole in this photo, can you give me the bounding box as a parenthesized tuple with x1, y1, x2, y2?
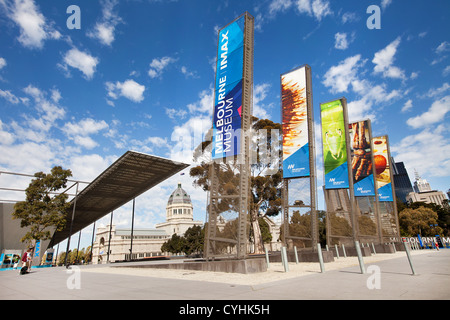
(385, 135, 400, 241)
(341, 98, 360, 242)
(207, 12, 254, 260)
(306, 66, 318, 247)
(281, 65, 317, 249)
(366, 121, 384, 244)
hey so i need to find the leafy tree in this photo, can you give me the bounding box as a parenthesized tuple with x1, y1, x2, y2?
(317, 210, 327, 247)
(328, 212, 353, 238)
(182, 225, 204, 255)
(358, 216, 377, 236)
(399, 206, 443, 237)
(161, 233, 185, 255)
(257, 217, 272, 244)
(12, 166, 72, 245)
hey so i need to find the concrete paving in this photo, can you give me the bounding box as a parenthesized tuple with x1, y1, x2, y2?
(1, 249, 449, 301)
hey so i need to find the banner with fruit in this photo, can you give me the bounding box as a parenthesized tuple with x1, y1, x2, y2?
(372, 135, 393, 201)
(349, 120, 375, 196)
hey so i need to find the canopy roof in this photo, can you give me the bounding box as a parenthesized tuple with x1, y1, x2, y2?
(49, 151, 189, 247)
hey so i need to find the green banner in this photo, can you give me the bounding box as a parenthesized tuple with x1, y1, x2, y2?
(321, 99, 349, 189)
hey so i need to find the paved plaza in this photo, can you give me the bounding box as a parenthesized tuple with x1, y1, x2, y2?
(1, 249, 449, 301)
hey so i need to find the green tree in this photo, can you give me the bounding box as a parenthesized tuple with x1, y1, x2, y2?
(317, 210, 327, 247)
(182, 225, 204, 255)
(12, 166, 72, 245)
(399, 206, 443, 237)
(258, 217, 272, 244)
(358, 216, 377, 236)
(161, 233, 185, 255)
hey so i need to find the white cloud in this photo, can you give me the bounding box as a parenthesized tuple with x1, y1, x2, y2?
(148, 56, 177, 78)
(186, 87, 214, 115)
(63, 118, 109, 136)
(0, 89, 28, 104)
(392, 124, 450, 178)
(341, 12, 359, 24)
(59, 48, 99, 80)
(253, 83, 273, 119)
(372, 37, 406, 80)
(130, 136, 169, 154)
(170, 115, 211, 164)
(310, 0, 332, 21)
(267, 0, 332, 21)
(323, 55, 402, 122)
(347, 97, 376, 123)
(106, 79, 145, 103)
(0, 0, 60, 49)
(406, 95, 450, 129)
(296, 0, 332, 21)
(62, 118, 109, 150)
(269, 0, 292, 15)
(436, 41, 450, 55)
(0, 141, 55, 174)
(68, 154, 113, 182)
(0, 57, 6, 69)
(0, 120, 15, 145)
(443, 66, 450, 77)
(425, 82, 450, 98)
(334, 32, 348, 50)
(23, 84, 65, 125)
(401, 99, 413, 113)
(87, 0, 122, 46)
(322, 54, 365, 93)
(181, 66, 198, 79)
(72, 135, 98, 149)
(165, 107, 188, 120)
(381, 0, 392, 9)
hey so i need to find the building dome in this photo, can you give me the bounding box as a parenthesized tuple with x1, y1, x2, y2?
(167, 182, 192, 206)
(165, 182, 193, 225)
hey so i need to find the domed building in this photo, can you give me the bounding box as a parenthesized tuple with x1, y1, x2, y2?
(92, 183, 202, 264)
(155, 182, 202, 235)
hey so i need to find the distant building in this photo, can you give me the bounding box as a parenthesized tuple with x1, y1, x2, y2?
(391, 160, 413, 203)
(413, 169, 432, 193)
(405, 170, 447, 207)
(406, 190, 447, 207)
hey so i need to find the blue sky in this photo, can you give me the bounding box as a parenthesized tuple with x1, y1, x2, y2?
(0, 0, 449, 250)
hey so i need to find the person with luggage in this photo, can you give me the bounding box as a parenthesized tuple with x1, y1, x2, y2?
(20, 247, 33, 275)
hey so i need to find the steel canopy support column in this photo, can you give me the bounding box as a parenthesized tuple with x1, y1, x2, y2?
(90, 222, 96, 263)
(129, 198, 135, 261)
(107, 211, 113, 263)
(65, 182, 79, 268)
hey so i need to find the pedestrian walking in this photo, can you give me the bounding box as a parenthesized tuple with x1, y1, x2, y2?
(20, 247, 33, 275)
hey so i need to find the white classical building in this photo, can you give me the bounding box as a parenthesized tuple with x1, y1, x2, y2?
(92, 183, 202, 264)
(92, 182, 282, 263)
